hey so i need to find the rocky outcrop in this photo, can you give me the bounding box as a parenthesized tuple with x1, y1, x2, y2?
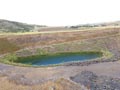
(71, 71, 120, 90)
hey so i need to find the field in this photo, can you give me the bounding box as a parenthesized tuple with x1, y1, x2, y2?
(0, 26, 120, 90)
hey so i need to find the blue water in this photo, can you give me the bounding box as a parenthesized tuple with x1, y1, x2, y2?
(17, 53, 101, 66)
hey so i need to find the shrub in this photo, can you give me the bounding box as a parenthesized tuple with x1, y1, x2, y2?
(3, 53, 18, 63)
(36, 48, 48, 55)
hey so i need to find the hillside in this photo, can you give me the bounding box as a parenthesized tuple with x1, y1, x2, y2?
(0, 25, 120, 90)
(0, 19, 45, 32)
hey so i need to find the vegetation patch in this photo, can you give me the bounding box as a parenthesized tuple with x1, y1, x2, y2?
(100, 49, 113, 59)
(0, 51, 103, 67)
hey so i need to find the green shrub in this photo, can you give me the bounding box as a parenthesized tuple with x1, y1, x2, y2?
(101, 50, 113, 58)
(3, 53, 18, 63)
(36, 48, 48, 55)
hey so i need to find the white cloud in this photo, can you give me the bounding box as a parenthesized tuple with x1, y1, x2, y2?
(0, 0, 120, 26)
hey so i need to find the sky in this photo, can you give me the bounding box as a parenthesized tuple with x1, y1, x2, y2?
(0, 0, 120, 26)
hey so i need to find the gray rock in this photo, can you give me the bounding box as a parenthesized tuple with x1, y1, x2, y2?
(71, 71, 120, 90)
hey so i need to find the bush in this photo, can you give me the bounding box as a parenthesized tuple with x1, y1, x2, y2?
(3, 53, 18, 63)
(36, 48, 48, 55)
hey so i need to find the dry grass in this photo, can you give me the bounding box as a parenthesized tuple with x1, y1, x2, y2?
(0, 38, 20, 54)
(0, 27, 119, 56)
(0, 76, 85, 90)
(0, 26, 120, 36)
(5, 27, 119, 48)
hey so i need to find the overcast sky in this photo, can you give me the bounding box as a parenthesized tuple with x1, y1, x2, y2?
(0, 0, 120, 26)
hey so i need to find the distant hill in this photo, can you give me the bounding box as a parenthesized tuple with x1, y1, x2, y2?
(102, 21, 120, 26)
(1, 19, 120, 32)
(0, 19, 46, 32)
(68, 21, 120, 29)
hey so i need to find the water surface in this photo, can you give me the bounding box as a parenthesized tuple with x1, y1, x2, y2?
(16, 52, 102, 66)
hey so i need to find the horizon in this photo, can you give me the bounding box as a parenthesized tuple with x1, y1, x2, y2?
(0, 0, 120, 26)
(1, 18, 120, 27)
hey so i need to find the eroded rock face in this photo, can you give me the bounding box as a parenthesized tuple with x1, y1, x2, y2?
(71, 71, 120, 90)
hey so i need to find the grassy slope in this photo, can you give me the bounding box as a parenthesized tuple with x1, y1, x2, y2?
(0, 27, 119, 55)
(4, 27, 119, 47)
(0, 38, 20, 54)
